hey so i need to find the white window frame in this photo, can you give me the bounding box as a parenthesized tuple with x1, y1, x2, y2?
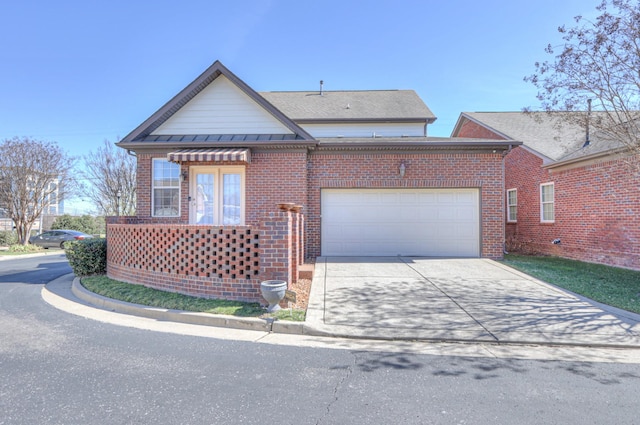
(152, 158, 181, 217)
(189, 166, 245, 225)
(506, 188, 517, 222)
(540, 182, 555, 223)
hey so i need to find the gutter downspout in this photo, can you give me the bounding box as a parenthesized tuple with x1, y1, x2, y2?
(502, 144, 513, 254)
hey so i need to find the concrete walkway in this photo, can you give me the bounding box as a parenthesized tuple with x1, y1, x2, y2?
(41, 257, 640, 348)
(305, 257, 640, 347)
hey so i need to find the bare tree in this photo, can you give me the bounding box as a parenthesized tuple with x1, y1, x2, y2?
(82, 140, 136, 216)
(0, 137, 76, 245)
(525, 0, 640, 157)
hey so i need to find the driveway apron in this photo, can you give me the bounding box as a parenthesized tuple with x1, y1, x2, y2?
(305, 257, 640, 346)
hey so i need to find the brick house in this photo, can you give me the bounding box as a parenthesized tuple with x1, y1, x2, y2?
(109, 61, 517, 302)
(452, 112, 639, 270)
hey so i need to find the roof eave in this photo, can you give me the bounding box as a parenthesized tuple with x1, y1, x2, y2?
(451, 113, 513, 139)
(317, 139, 521, 152)
(117, 140, 319, 152)
(544, 146, 628, 170)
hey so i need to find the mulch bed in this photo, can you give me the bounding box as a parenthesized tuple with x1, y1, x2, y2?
(288, 278, 311, 311)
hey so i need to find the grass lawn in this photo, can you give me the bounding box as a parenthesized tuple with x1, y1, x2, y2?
(502, 254, 640, 314)
(80, 275, 305, 321)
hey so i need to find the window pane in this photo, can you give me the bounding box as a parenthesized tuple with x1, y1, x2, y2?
(541, 185, 554, 202)
(153, 159, 179, 187)
(222, 174, 241, 225)
(507, 190, 517, 221)
(543, 203, 554, 221)
(153, 159, 180, 216)
(541, 184, 554, 221)
(153, 188, 179, 216)
(196, 174, 215, 224)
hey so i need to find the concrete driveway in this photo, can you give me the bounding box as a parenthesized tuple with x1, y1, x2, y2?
(304, 257, 640, 346)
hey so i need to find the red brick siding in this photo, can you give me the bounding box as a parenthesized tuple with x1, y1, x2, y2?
(118, 147, 509, 301)
(506, 148, 640, 270)
(456, 119, 508, 140)
(306, 152, 506, 259)
(258, 211, 295, 284)
(245, 151, 307, 224)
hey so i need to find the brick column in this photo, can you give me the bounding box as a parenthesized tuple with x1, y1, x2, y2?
(258, 211, 293, 285)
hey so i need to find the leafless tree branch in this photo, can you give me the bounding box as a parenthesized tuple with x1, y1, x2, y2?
(81, 140, 136, 216)
(0, 137, 76, 244)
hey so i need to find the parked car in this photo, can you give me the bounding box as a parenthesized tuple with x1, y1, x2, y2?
(29, 230, 93, 249)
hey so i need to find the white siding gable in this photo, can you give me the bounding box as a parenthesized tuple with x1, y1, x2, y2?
(153, 75, 293, 135)
(301, 122, 425, 138)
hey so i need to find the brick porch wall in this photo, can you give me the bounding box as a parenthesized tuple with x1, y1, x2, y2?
(306, 152, 506, 259)
(106, 211, 302, 302)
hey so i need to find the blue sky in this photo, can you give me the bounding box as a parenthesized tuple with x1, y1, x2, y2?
(1, 0, 600, 213)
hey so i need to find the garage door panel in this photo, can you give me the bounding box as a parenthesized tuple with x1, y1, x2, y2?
(321, 189, 480, 257)
(454, 207, 477, 220)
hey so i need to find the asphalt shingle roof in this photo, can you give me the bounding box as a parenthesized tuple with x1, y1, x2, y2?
(459, 111, 632, 164)
(461, 112, 590, 161)
(260, 90, 436, 122)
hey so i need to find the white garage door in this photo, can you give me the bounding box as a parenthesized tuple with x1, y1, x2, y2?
(321, 188, 480, 257)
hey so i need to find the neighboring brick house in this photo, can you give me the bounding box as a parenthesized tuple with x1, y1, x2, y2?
(109, 61, 517, 302)
(452, 112, 639, 270)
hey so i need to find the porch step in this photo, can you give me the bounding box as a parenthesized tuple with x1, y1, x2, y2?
(298, 263, 315, 280)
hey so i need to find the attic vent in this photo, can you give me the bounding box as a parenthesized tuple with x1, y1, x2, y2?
(346, 103, 350, 109)
(320, 80, 324, 96)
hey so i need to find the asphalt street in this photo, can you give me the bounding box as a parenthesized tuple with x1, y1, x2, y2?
(2, 255, 640, 424)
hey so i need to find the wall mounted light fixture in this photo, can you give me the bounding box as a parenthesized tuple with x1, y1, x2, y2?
(181, 170, 188, 182)
(399, 161, 406, 178)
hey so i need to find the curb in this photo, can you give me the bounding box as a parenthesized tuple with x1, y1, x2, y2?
(71, 278, 305, 335)
(59, 274, 640, 350)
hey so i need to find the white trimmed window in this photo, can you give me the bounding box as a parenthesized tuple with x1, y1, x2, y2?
(506, 189, 517, 222)
(540, 182, 555, 223)
(152, 159, 180, 217)
(191, 166, 245, 225)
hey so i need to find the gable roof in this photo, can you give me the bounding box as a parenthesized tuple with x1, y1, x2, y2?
(118, 61, 315, 146)
(453, 112, 590, 161)
(259, 90, 436, 123)
(452, 111, 630, 165)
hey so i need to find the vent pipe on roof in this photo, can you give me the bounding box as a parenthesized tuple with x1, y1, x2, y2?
(584, 98, 592, 147)
(320, 80, 324, 96)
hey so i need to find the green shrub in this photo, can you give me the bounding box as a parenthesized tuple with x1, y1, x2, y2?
(65, 238, 107, 276)
(0, 231, 18, 246)
(8, 243, 42, 253)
